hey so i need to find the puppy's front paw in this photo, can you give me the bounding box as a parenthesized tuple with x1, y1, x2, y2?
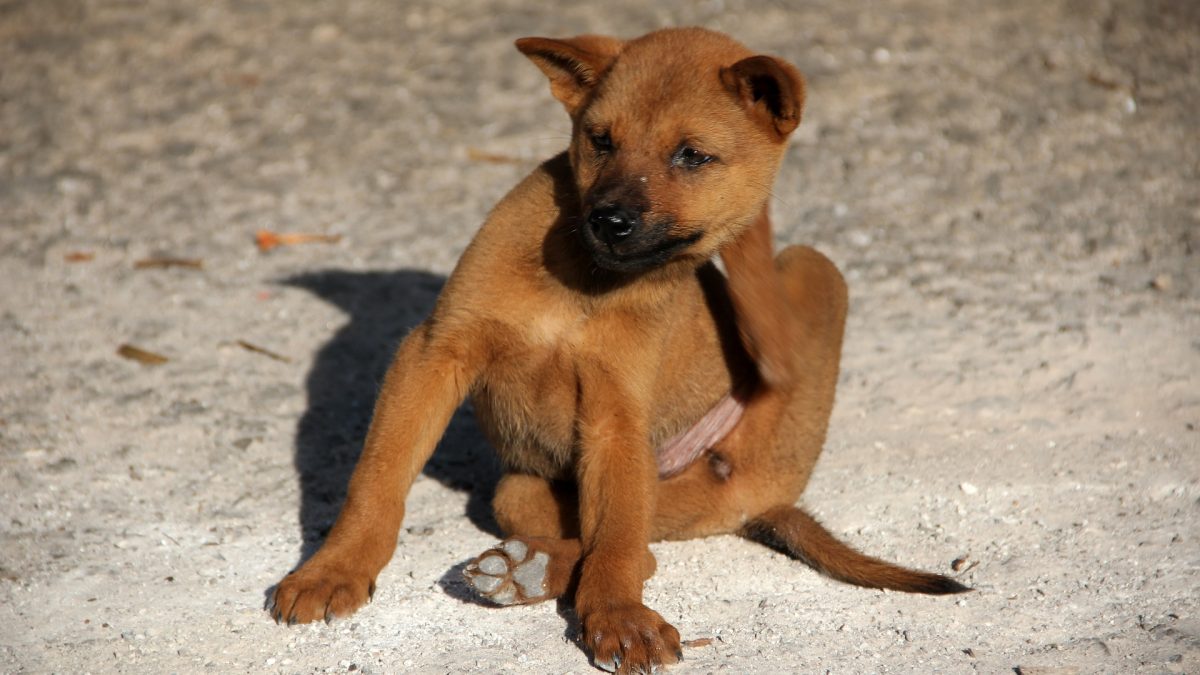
(463, 538, 552, 605)
(584, 604, 681, 674)
(268, 562, 375, 625)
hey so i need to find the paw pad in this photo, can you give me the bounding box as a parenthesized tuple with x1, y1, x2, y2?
(463, 538, 550, 605)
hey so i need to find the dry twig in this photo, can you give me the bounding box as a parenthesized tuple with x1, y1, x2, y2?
(235, 340, 291, 363)
(134, 257, 204, 270)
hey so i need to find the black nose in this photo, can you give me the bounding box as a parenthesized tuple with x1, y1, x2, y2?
(587, 205, 638, 244)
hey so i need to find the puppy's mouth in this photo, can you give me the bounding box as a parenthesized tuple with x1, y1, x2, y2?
(584, 229, 703, 273)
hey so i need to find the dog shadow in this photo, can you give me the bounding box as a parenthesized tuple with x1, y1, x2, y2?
(280, 269, 502, 570)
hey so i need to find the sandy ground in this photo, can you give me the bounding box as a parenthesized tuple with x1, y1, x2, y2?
(2, 0, 1198, 672)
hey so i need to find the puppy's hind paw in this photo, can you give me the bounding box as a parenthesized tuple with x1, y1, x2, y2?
(463, 538, 552, 605)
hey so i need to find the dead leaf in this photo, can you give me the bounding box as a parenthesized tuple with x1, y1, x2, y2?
(255, 230, 342, 252)
(682, 637, 714, 648)
(117, 344, 169, 365)
(1085, 72, 1121, 91)
(64, 252, 95, 262)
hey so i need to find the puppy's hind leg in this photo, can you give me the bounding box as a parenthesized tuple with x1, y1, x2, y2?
(464, 472, 659, 605)
(767, 244, 849, 498)
(491, 472, 580, 539)
(747, 247, 972, 593)
(464, 473, 579, 605)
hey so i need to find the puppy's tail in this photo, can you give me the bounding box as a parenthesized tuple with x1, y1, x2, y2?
(739, 505, 970, 595)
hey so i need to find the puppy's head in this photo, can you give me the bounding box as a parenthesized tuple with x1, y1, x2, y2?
(517, 27, 805, 274)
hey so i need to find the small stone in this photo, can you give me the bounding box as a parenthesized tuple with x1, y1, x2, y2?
(848, 231, 872, 247)
(1150, 274, 1172, 291)
(960, 482, 979, 495)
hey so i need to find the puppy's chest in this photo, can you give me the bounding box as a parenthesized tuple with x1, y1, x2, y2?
(471, 321, 585, 476)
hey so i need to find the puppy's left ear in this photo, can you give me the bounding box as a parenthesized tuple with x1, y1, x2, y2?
(515, 35, 624, 115)
(721, 55, 806, 139)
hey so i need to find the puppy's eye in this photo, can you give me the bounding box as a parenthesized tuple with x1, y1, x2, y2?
(674, 145, 715, 169)
(590, 131, 613, 153)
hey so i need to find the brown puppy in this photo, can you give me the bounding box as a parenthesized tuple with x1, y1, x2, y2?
(269, 27, 967, 673)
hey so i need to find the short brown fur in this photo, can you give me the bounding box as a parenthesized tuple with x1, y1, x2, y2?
(269, 27, 966, 673)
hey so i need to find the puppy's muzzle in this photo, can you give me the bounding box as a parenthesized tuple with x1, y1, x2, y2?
(580, 202, 701, 274)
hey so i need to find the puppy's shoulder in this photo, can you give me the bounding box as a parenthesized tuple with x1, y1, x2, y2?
(453, 151, 574, 280)
(436, 152, 574, 315)
(482, 151, 574, 236)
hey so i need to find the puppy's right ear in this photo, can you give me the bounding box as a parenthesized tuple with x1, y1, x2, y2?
(721, 55, 806, 139)
(515, 35, 623, 115)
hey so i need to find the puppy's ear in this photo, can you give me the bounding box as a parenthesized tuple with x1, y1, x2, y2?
(721, 55, 806, 138)
(515, 35, 624, 115)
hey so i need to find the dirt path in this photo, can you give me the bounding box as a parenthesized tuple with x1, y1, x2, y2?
(2, 1, 1197, 672)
